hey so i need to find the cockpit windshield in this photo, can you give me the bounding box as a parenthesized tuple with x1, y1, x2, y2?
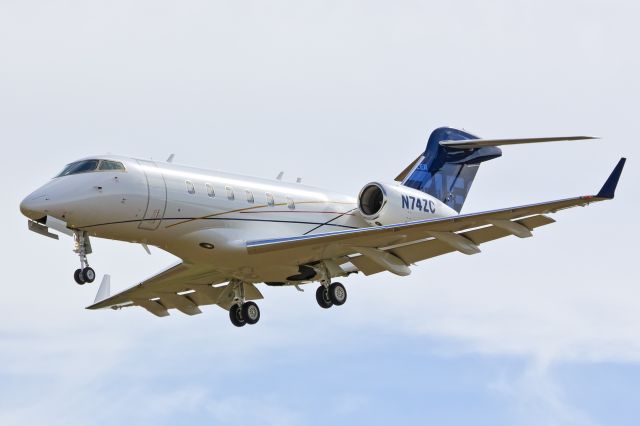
(56, 159, 125, 177)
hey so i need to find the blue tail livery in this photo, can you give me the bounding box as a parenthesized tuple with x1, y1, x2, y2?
(400, 127, 597, 212)
(402, 127, 501, 213)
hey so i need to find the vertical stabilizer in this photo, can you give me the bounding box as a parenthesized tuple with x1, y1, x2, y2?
(403, 127, 502, 212)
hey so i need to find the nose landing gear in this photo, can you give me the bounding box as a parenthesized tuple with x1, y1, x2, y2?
(73, 231, 95, 285)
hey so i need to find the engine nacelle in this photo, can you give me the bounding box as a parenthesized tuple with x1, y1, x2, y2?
(357, 182, 457, 226)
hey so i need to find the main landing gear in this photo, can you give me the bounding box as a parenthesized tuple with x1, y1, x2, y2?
(229, 302, 261, 327)
(73, 231, 95, 285)
(74, 267, 95, 285)
(228, 280, 261, 327)
(315, 282, 347, 309)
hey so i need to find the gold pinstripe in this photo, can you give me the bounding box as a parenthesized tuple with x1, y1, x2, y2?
(165, 200, 356, 229)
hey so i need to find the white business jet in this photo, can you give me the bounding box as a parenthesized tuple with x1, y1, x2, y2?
(20, 127, 626, 327)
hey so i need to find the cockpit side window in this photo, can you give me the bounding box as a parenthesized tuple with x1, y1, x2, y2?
(98, 160, 125, 171)
(56, 160, 99, 177)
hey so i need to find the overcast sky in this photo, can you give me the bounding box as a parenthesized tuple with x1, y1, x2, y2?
(1, 1, 639, 425)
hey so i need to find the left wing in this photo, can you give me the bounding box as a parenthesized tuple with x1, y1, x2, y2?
(87, 262, 262, 316)
(249, 158, 626, 275)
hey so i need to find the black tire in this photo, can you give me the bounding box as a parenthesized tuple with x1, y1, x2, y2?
(315, 286, 333, 309)
(329, 282, 347, 306)
(74, 269, 86, 285)
(82, 267, 96, 283)
(242, 302, 261, 325)
(229, 304, 246, 327)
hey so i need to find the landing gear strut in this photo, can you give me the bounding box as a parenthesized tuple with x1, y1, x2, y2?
(73, 231, 95, 285)
(315, 282, 347, 309)
(228, 280, 261, 327)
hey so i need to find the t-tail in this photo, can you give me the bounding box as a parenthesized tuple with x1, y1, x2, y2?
(397, 127, 597, 213)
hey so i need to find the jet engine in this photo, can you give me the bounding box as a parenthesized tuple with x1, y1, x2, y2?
(357, 182, 455, 226)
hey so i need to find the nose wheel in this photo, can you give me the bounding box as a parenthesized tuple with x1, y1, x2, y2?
(73, 231, 95, 285)
(315, 282, 347, 309)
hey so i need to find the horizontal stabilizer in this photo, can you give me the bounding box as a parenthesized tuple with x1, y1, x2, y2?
(440, 136, 597, 149)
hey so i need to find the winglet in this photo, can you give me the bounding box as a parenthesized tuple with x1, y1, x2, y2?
(94, 275, 111, 304)
(596, 158, 626, 199)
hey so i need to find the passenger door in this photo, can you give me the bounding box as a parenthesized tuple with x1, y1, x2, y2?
(137, 160, 167, 230)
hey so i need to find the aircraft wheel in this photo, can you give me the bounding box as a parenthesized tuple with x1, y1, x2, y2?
(328, 282, 347, 306)
(229, 304, 246, 327)
(316, 285, 333, 309)
(242, 302, 261, 325)
(82, 267, 96, 283)
(74, 269, 86, 285)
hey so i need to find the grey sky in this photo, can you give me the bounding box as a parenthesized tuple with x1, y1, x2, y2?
(1, 1, 639, 425)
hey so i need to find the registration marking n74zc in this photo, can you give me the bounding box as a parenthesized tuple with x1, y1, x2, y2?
(401, 195, 436, 213)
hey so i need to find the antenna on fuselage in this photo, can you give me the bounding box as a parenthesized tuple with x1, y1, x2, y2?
(276, 171, 284, 180)
(296, 177, 302, 183)
(166, 154, 175, 163)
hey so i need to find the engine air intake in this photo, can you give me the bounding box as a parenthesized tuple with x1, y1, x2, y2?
(358, 183, 385, 217)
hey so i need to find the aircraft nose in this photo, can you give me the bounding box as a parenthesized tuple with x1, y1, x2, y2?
(20, 192, 48, 221)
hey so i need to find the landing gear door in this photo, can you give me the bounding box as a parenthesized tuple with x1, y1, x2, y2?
(137, 160, 167, 231)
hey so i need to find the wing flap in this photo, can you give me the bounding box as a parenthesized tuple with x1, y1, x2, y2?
(351, 215, 555, 275)
(397, 214, 555, 264)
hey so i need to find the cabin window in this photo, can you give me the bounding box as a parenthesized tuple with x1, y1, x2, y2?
(226, 186, 235, 200)
(205, 183, 215, 198)
(98, 160, 125, 171)
(246, 190, 255, 204)
(287, 197, 295, 210)
(186, 181, 196, 194)
(266, 193, 275, 207)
